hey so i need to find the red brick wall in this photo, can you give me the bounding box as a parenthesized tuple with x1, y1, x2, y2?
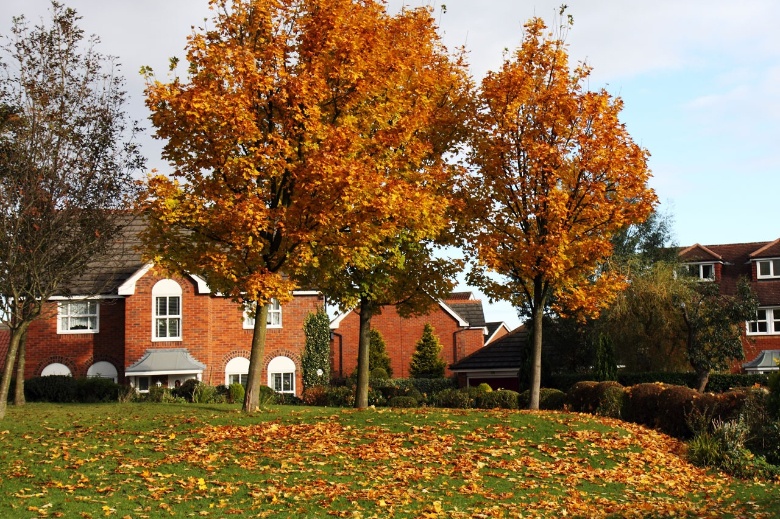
(1, 266, 323, 396)
(331, 304, 484, 379)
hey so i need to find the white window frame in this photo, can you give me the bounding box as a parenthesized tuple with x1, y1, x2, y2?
(243, 299, 282, 329)
(225, 357, 250, 386)
(756, 259, 780, 279)
(684, 263, 715, 281)
(57, 300, 99, 334)
(152, 279, 182, 341)
(87, 361, 118, 383)
(747, 307, 780, 335)
(267, 356, 295, 394)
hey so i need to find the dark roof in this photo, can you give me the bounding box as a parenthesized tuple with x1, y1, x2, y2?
(679, 240, 780, 307)
(450, 326, 529, 371)
(447, 291, 475, 300)
(55, 214, 146, 296)
(446, 300, 486, 328)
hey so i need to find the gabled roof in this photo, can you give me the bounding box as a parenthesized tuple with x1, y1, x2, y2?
(678, 243, 723, 262)
(742, 350, 780, 371)
(330, 297, 472, 329)
(749, 238, 780, 259)
(126, 348, 207, 376)
(450, 326, 529, 372)
(446, 300, 486, 328)
(54, 214, 146, 296)
(485, 322, 512, 344)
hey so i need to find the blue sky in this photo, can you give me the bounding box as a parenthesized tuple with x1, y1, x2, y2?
(2, 0, 779, 328)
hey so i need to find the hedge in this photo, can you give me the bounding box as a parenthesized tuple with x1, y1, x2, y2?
(547, 372, 770, 394)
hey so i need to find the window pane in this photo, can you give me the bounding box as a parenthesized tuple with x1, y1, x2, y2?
(774, 260, 780, 276)
(168, 296, 180, 316)
(701, 265, 713, 279)
(283, 373, 292, 391)
(760, 261, 771, 276)
(156, 318, 168, 337)
(273, 373, 282, 392)
(71, 302, 88, 315)
(168, 318, 180, 338)
(138, 377, 149, 391)
(156, 297, 168, 316)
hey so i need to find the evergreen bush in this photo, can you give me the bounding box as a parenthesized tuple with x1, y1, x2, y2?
(228, 383, 245, 404)
(433, 388, 472, 409)
(476, 389, 519, 409)
(302, 310, 331, 390)
(24, 375, 76, 403)
(75, 377, 121, 403)
(389, 396, 418, 408)
(368, 329, 393, 378)
(301, 385, 328, 406)
(326, 386, 355, 407)
(409, 324, 446, 379)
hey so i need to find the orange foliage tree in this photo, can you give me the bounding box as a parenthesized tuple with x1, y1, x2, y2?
(141, 0, 469, 411)
(461, 17, 656, 410)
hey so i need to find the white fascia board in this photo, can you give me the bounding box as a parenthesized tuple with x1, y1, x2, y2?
(49, 295, 123, 301)
(292, 290, 321, 296)
(330, 309, 354, 329)
(126, 370, 203, 377)
(117, 263, 212, 295)
(117, 263, 153, 296)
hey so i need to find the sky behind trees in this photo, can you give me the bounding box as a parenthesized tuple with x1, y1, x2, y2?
(2, 0, 778, 328)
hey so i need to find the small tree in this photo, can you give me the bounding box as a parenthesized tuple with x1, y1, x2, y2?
(409, 324, 446, 379)
(302, 310, 330, 390)
(0, 2, 142, 419)
(368, 329, 392, 378)
(594, 334, 617, 382)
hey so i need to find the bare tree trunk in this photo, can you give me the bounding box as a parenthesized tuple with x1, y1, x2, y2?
(695, 369, 709, 393)
(528, 277, 546, 410)
(13, 329, 27, 406)
(243, 303, 269, 413)
(354, 297, 372, 409)
(0, 323, 29, 420)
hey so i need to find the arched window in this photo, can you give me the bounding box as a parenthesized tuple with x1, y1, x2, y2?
(41, 363, 72, 377)
(152, 279, 182, 340)
(225, 357, 249, 386)
(87, 361, 118, 382)
(267, 356, 295, 394)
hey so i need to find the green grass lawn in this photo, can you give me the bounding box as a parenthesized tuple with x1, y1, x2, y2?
(0, 403, 777, 518)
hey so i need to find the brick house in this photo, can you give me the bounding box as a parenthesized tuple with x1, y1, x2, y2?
(329, 292, 510, 379)
(0, 218, 324, 396)
(678, 239, 780, 373)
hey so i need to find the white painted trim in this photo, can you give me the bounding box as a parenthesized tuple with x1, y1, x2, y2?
(126, 370, 203, 376)
(329, 308, 354, 329)
(190, 274, 211, 294)
(485, 323, 511, 344)
(292, 290, 321, 296)
(117, 263, 153, 295)
(49, 295, 123, 301)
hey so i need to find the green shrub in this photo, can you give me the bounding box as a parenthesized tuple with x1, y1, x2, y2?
(173, 378, 200, 402)
(433, 388, 472, 409)
(257, 385, 277, 408)
(476, 389, 519, 409)
(389, 396, 418, 408)
(192, 383, 218, 404)
(766, 372, 780, 419)
(118, 385, 136, 403)
(326, 386, 355, 407)
(476, 383, 493, 393)
(566, 381, 600, 413)
(596, 385, 626, 418)
(75, 377, 121, 403)
(228, 383, 245, 404)
(518, 388, 566, 410)
(25, 375, 76, 403)
(748, 420, 780, 465)
(370, 368, 389, 381)
(545, 373, 594, 393)
(409, 324, 446, 379)
(654, 385, 702, 438)
(147, 385, 171, 403)
(688, 432, 724, 468)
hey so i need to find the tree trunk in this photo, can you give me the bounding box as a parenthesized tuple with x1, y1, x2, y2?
(528, 276, 546, 410)
(354, 297, 373, 409)
(695, 369, 709, 393)
(0, 323, 29, 420)
(13, 329, 27, 406)
(243, 303, 269, 413)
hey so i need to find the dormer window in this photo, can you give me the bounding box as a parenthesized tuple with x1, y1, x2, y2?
(685, 263, 715, 281)
(756, 259, 780, 279)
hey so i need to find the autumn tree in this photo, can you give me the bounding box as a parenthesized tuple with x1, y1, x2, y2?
(409, 323, 447, 379)
(461, 16, 655, 409)
(141, 0, 469, 411)
(0, 2, 142, 419)
(301, 310, 330, 390)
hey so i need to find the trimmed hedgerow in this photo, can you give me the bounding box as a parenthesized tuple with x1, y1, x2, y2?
(476, 389, 519, 410)
(389, 396, 418, 408)
(519, 388, 566, 410)
(75, 377, 121, 403)
(433, 388, 472, 409)
(623, 383, 667, 428)
(596, 385, 627, 418)
(25, 376, 77, 403)
(547, 372, 770, 394)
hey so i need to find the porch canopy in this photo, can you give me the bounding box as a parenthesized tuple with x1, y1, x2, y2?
(742, 350, 780, 374)
(126, 348, 206, 377)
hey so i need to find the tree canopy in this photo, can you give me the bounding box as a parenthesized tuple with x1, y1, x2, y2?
(141, 0, 470, 411)
(461, 17, 656, 409)
(0, 1, 142, 418)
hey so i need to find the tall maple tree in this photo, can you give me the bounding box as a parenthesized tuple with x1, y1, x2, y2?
(461, 17, 656, 409)
(141, 0, 469, 411)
